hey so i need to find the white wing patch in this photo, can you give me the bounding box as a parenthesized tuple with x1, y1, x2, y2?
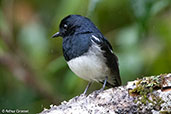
(91, 35, 114, 54)
(92, 35, 101, 42)
(110, 49, 114, 54)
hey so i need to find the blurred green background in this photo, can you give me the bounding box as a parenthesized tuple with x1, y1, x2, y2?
(0, 0, 170, 113)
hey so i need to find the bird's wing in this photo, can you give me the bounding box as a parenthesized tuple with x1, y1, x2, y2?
(90, 34, 121, 87)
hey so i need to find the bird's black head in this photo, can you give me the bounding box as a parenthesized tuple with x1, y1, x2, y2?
(52, 15, 100, 38)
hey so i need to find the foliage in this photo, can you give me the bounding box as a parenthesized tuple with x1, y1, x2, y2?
(0, 0, 170, 113)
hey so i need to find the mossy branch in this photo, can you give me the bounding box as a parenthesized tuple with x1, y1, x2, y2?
(40, 73, 171, 114)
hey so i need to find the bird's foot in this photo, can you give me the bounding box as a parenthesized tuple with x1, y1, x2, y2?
(93, 88, 104, 98)
(79, 93, 87, 97)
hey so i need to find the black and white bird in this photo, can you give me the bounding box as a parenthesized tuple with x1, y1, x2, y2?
(52, 15, 121, 95)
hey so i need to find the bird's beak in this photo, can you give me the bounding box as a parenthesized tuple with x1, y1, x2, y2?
(51, 32, 61, 38)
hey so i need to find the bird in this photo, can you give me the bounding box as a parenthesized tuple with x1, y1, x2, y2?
(52, 15, 121, 95)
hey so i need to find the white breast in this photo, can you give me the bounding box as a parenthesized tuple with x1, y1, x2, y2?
(67, 44, 110, 82)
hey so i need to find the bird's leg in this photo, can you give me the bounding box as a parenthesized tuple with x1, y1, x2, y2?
(95, 76, 108, 94)
(83, 82, 92, 95)
(101, 76, 108, 91)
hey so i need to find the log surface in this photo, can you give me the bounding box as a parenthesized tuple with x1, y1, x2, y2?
(40, 73, 171, 114)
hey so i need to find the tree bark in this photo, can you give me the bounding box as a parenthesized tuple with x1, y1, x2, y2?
(40, 73, 171, 114)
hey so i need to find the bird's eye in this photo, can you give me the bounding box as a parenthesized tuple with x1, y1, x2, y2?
(63, 24, 68, 29)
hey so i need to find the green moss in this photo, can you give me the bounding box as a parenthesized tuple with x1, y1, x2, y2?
(160, 110, 171, 114)
(129, 75, 164, 110)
